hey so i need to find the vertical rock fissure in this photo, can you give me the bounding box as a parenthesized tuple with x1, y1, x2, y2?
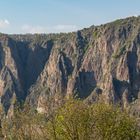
(127, 46, 139, 100)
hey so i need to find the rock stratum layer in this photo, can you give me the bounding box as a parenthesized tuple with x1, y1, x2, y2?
(0, 16, 140, 114)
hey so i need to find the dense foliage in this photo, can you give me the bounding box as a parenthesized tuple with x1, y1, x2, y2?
(0, 99, 139, 140)
(46, 99, 139, 140)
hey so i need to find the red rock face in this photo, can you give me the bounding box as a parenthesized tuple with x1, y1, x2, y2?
(0, 17, 140, 114)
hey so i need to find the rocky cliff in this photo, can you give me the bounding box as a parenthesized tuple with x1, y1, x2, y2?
(0, 16, 140, 115)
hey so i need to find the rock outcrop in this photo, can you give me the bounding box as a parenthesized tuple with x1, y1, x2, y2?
(0, 16, 140, 114)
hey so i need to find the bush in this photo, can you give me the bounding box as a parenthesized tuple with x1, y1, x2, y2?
(1, 99, 139, 140)
(46, 99, 140, 140)
(46, 99, 91, 140)
(2, 105, 48, 140)
(89, 103, 139, 140)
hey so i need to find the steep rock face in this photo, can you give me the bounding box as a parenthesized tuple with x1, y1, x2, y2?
(28, 17, 140, 113)
(0, 17, 140, 113)
(0, 35, 54, 113)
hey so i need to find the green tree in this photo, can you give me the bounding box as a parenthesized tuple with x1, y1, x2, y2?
(46, 99, 140, 140)
(1, 98, 139, 140)
(46, 99, 91, 140)
(89, 103, 139, 140)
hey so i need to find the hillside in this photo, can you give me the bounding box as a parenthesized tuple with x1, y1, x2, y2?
(0, 16, 140, 115)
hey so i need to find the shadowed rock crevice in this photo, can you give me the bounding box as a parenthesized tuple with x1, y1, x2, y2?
(8, 39, 54, 100)
(25, 40, 54, 95)
(0, 44, 5, 71)
(127, 45, 139, 100)
(58, 52, 74, 93)
(75, 69, 96, 98)
(75, 31, 88, 71)
(112, 78, 129, 102)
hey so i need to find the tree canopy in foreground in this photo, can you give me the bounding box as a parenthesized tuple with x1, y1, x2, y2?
(1, 99, 140, 140)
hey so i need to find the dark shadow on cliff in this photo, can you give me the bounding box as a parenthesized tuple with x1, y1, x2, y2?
(75, 69, 96, 98)
(0, 43, 5, 71)
(58, 52, 74, 94)
(112, 78, 130, 102)
(8, 38, 54, 100)
(127, 43, 139, 101)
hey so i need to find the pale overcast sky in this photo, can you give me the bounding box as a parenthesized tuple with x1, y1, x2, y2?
(0, 0, 140, 34)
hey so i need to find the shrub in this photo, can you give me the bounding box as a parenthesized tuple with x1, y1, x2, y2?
(1, 98, 139, 140)
(46, 99, 140, 140)
(2, 105, 48, 140)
